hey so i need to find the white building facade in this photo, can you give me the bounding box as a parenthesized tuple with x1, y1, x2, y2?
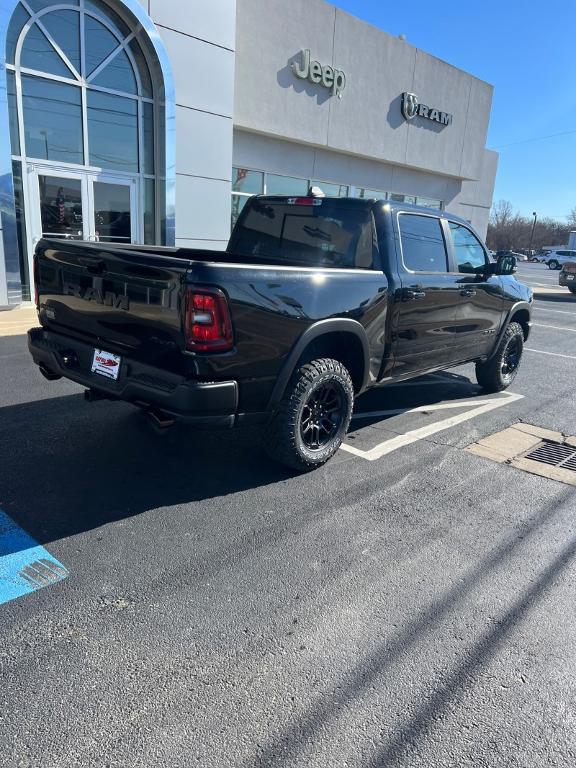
(0, 0, 497, 308)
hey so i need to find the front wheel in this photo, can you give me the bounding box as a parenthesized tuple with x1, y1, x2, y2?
(266, 357, 354, 471)
(548, 260, 559, 270)
(475, 322, 524, 393)
(569, 287, 576, 295)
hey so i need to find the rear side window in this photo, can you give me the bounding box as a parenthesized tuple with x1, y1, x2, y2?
(399, 214, 448, 272)
(228, 199, 375, 269)
(449, 222, 487, 274)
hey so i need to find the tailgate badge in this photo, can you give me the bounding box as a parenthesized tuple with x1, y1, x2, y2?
(63, 283, 130, 311)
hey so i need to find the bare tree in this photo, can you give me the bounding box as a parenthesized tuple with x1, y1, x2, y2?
(487, 200, 572, 252)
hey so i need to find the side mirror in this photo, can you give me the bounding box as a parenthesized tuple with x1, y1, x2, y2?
(496, 255, 517, 276)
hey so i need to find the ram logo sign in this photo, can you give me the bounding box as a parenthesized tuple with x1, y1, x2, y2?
(401, 92, 453, 126)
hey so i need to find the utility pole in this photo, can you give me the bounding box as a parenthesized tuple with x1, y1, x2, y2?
(528, 211, 537, 254)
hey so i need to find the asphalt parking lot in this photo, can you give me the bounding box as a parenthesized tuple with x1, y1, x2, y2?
(1, 262, 576, 768)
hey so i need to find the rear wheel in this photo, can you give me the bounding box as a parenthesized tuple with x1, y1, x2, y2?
(549, 259, 559, 270)
(266, 357, 354, 471)
(475, 322, 524, 393)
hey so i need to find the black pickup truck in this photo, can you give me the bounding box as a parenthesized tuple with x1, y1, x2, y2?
(29, 195, 532, 470)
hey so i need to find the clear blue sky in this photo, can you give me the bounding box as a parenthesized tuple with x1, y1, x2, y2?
(331, 0, 576, 221)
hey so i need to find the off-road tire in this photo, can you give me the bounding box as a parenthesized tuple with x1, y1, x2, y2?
(475, 321, 524, 393)
(548, 260, 559, 270)
(266, 357, 354, 471)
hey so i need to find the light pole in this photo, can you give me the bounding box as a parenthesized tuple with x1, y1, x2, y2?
(528, 211, 537, 254)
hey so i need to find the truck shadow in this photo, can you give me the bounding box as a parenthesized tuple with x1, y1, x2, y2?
(353, 369, 483, 429)
(0, 369, 483, 552)
(0, 393, 295, 550)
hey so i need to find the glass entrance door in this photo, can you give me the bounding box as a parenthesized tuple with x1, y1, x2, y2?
(35, 172, 87, 242)
(28, 167, 139, 279)
(90, 177, 137, 245)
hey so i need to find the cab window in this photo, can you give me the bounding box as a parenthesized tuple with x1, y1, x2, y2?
(398, 214, 448, 272)
(449, 222, 488, 274)
(229, 199, 375, 269)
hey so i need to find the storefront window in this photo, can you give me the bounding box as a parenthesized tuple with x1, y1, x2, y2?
(41, 9, 81, 73)
(265, 174, 307, 196)
(7, 72, 20, 156)
(88, 91, 138, 172)
(232, 168, 263, 195)
(229, 169, 443, 232)
(359, 188, 387, 199)
(6, 0, 165, 298)
(417, 196, 442, 209)
(311, 180, 349, 197)
(12, 161, 30, 301)
(22, 76, 84, 164)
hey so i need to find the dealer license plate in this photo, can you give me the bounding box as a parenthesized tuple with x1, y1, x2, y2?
(91, 349, 121, 380)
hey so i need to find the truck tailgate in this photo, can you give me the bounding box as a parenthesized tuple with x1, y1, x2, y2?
(35, 240, 193, 363)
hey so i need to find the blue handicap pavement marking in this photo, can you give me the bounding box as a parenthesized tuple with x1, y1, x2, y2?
(0, 508, 68, 606)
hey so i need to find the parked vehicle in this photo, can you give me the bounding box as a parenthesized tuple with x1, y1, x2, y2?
(541, 249, 576, 270)
(29, 196, 532, 471)
(559, 262, 576, 294)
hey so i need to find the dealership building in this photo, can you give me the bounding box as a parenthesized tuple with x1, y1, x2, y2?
(0, 0, 498, 308)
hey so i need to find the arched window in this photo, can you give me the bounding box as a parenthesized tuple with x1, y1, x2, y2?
(6, 0, 168, 300)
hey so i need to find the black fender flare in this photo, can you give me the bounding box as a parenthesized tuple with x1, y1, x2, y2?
(268, 318, 371, 409)
(488, 301, 532, 358)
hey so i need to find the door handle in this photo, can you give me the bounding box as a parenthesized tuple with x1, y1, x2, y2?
(401, 288, 426, 301)
(460, 288, 477, 297)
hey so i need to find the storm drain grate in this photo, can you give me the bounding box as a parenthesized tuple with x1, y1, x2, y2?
(525, 440, 576, 471)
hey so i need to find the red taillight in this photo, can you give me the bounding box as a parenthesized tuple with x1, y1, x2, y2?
(184, 288, 233, 353)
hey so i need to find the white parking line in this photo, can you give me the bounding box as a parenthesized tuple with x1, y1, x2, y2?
(352, 397, 512, 421)
(343, 392, 523, 461)
(533, 306, 576, 316)
(525, 348, 576, 360)
(532, 323, 576, 333)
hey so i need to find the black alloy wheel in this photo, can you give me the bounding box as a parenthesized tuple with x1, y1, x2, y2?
(475, 321, 524, 393)
(300, 381, 344, 451)
(266, 357, 354, 471)
(501, 335, 522, 378)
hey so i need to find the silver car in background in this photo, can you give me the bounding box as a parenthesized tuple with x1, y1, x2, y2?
(544, 249, 576, 270)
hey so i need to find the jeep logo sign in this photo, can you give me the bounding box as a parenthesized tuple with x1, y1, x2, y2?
(401, 92, 453, 126)
(292, 49, 346, 99)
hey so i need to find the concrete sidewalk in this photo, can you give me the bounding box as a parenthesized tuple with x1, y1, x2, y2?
(0, 306, 37, 337)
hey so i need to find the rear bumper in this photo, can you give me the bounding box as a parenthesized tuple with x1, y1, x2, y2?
(28, 327, 239, 427)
